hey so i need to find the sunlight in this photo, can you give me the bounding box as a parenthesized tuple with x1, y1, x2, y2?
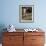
(44, 44, 46, 46)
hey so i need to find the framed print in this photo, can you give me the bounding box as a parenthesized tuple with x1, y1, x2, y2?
(19, 5, 34, 23)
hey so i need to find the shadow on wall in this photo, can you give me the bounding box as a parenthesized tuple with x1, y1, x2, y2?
(0, 24, 7, 43)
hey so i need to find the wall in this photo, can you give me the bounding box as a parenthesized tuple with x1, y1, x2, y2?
(0, 0, 46, 29)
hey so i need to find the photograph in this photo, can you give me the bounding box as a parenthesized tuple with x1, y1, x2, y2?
(19, 5, 34, 23)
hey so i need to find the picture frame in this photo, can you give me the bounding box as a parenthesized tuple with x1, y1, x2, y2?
(19, 5, 34, 23)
